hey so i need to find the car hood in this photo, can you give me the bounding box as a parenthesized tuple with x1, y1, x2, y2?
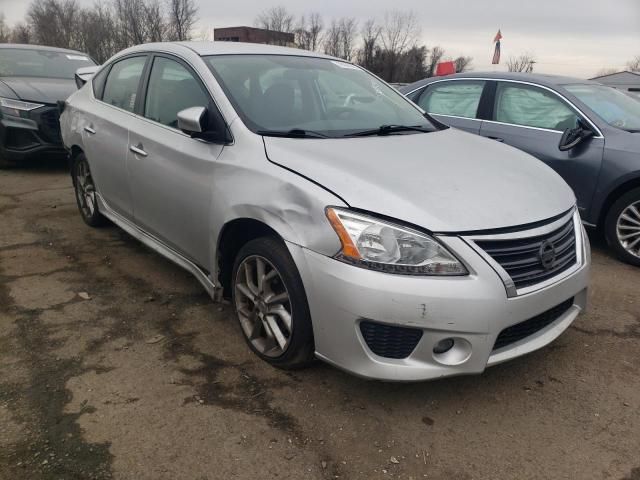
(0, 76, 77, 104)
(264, 128, 576, 232)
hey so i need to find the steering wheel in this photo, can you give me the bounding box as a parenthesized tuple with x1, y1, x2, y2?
(343, 94, 357, 107)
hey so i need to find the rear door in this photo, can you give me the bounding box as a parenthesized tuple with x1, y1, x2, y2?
(126, 53, 225, 267)
(82, 54, 148, 220)
(413, 80, 486, 134)
(479, 81, 604, 216)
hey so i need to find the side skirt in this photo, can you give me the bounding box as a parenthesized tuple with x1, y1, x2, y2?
(96, 194, 220, 300)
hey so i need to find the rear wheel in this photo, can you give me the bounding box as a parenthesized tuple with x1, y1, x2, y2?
(231, 236, 315, 369)
(72, 153, 107, 227)
(605, 187, 640, 266)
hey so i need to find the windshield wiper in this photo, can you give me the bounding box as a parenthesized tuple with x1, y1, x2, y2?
(344, 124, 431, 137)
(256, 128, 329, 138)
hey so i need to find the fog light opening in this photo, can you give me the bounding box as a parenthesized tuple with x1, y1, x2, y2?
(433, 338, 455, 354)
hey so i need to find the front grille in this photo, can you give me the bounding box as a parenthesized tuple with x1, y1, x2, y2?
(360, 321, 423, 359)
(35, 107, 63, 144)
(475, 217, 577, 290)
(493, 298, 574, 351)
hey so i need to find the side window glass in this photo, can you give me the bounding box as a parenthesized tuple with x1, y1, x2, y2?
(144, 57, 210, 128)
(418, 81, 485, 118)
(102, 56, 146, 112)
(495, 83, 579, 131)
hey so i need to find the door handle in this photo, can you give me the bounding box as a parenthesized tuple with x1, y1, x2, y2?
(84, 125, 96, 135)
(129, 144, 148, 157)
(487, 136, 504, 142)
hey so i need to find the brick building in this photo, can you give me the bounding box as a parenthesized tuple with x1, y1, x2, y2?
(213, 27, 295, 46)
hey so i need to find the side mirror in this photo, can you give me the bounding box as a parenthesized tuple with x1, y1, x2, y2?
(75, 66, 100, 89)
(177, 105, 232, 144)
(559, 119, 595, 152)
(177, 106, 206, 135)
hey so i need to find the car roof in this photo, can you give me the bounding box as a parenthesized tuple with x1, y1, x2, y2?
(123, 41, 337, 60)
(0, 43, 90, 56)
(400, 71, 599, 93)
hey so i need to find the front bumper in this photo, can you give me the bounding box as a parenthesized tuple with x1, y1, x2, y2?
(288, 213, 590, 382)
(0, 105, 66, 163)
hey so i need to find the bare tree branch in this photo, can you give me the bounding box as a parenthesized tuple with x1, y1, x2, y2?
(627, 55, 640, 72)
(506, 54, 536, 73)
(166, 0, 197, 41)
(454, 56, 473, 73)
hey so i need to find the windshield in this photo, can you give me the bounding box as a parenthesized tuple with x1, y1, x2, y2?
(204, 54, 434, 137)
(0, 48, 95, 79)
(565, 84, 640, 132)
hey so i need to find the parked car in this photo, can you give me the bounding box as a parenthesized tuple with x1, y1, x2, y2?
(60, 42, 590, 381)
(401, 73, 640, 266)
(0, 44, 96, 168)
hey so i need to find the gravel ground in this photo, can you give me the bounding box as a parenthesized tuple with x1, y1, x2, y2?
(1, 161, 639, 480)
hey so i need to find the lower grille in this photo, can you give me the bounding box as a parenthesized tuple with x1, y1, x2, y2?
(475, 217, 578, 290)
(360, 320, 423, 359)
(493, 298, 574, 351)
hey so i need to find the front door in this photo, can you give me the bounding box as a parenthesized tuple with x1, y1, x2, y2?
(126, 54, 224, 268)
(480, 81, 604, 217)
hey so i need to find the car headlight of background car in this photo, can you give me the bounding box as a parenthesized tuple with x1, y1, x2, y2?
(326, 207, 468, 275)
(0, 97, 44, 119)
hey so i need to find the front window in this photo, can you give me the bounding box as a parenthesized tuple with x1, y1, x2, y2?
(144, 57, 210, 128)
(418, 80, 485, 119)
(0, 48, 95, 79)
(204, 55, 434, 137)
(494, 82, 579, 131)
(565, 84, 640, 132)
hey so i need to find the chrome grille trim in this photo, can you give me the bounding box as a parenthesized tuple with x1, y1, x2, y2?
(464, 209, 584, 297)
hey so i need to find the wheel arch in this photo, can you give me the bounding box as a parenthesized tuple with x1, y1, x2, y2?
(216, 217, 285, 299)
(596, 174, 640, 229)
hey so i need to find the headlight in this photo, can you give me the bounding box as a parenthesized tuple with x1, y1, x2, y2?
(326, 207, 468, 275)
(0, 97, 44, 118)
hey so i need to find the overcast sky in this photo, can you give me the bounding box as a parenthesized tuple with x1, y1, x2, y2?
(1, 0, 638, 78)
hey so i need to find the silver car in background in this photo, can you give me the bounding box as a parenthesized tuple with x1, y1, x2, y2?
(61, 42, 590, 381)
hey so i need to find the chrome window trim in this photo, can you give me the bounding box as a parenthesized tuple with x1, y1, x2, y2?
(463, 208, 584, 298)
(405, 77, 604, 139)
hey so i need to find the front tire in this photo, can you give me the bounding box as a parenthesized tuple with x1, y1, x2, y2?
(604, 187, 640, 266)
(72, 153, 107, 227)
(231, 236, 315, 369)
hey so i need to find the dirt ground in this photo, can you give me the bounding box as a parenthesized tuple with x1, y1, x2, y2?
(0, 161, 639, 480)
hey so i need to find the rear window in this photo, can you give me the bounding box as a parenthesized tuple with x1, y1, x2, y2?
(0, 48, 95, 79)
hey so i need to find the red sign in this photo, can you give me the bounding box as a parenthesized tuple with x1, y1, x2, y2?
(435, 61, 456, 76)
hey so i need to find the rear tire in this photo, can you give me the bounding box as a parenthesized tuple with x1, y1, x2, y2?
(231, 236, 315, 369)
(604, 187, 640, 266)
(72, 152, 107, 227)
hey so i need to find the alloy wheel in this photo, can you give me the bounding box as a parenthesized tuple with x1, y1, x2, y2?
(234, 255, 293, 357)
(616, 200, 640, 259)
(75, 159, 96, 219)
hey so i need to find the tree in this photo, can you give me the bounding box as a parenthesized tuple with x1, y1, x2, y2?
(11, 23, 32, 44)
(166, 0, 197, 41)
(399, 46, 427, 83)
(339, 18, 357, 61)
(295, 13, 323, 51)
(255, 6, 294, 33)
(426, 45, 445, 77)
(379, 10, 419, 82)
(627, 56, 640, 72)
(357, 19, 380, 72)
(28, 0, 79, 48)
(507, 54, 536, 73)
(0, 14, 10, 43)
(454, 56, 473, 73)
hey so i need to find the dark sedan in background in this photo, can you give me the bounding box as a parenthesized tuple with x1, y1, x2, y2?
(401, 73, 640, 266)
(0, 44, 95, 168)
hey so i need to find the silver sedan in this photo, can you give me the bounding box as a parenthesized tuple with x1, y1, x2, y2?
(61, 42, 590, 381)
